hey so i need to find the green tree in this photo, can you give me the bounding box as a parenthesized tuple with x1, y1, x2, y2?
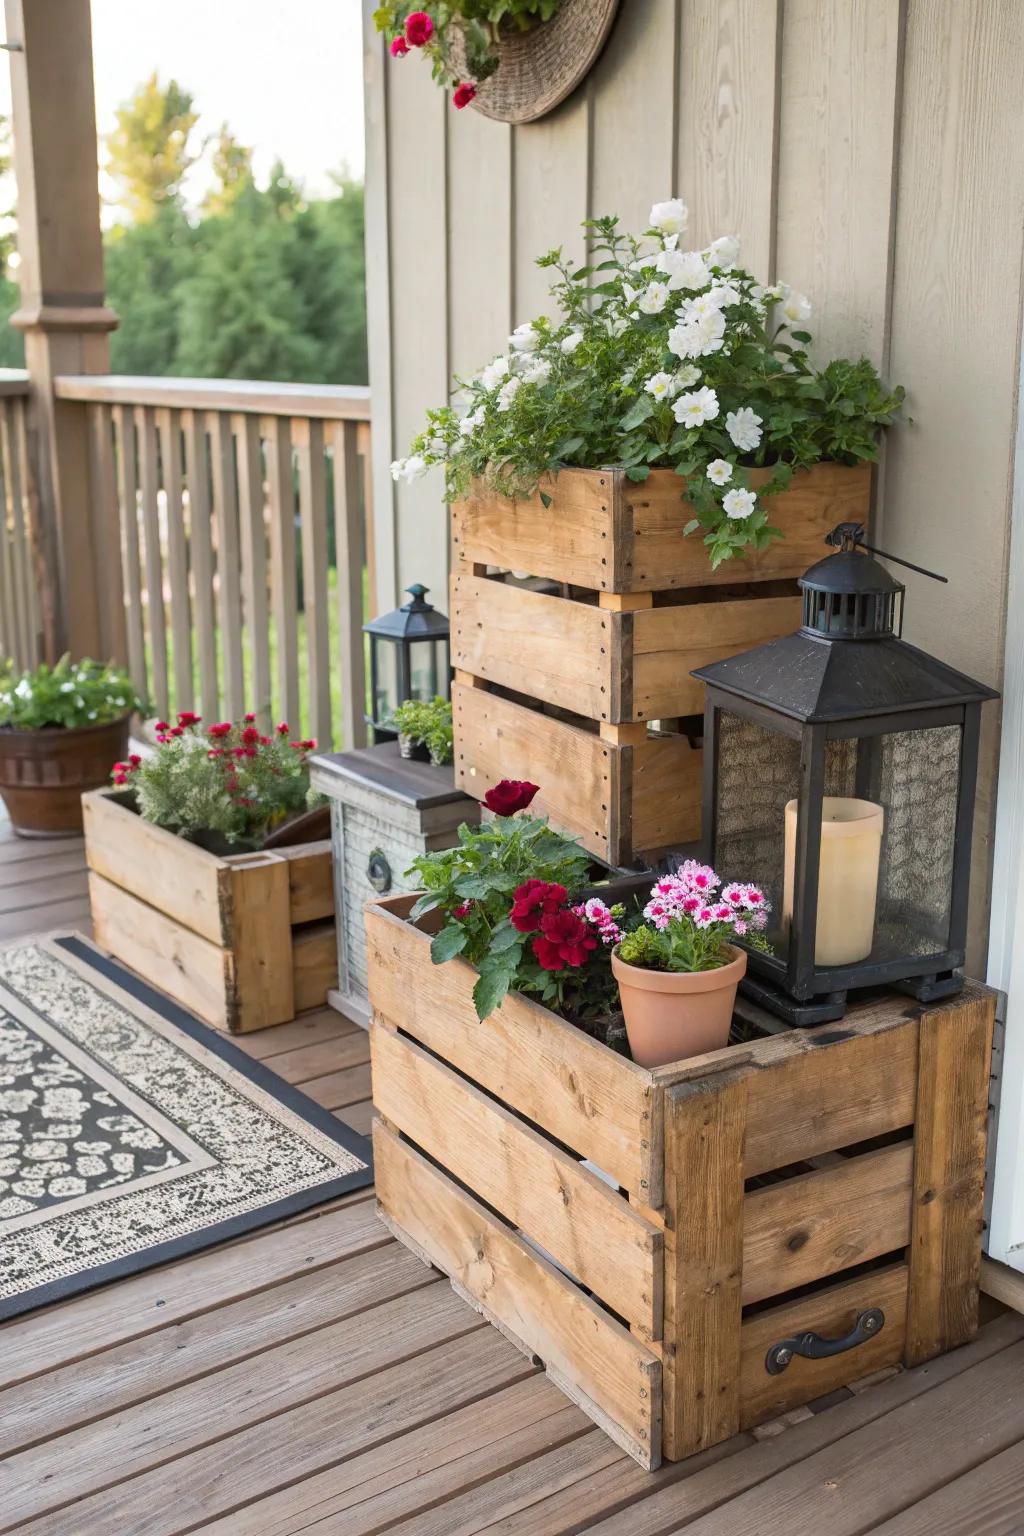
(107, 74, 199, 223)
(106, 203, 195, 375)
(204, 126, 254, 217)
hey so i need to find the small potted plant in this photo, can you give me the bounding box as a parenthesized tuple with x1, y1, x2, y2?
(0, 656, 141, 837)
(612, 861, 770, 1066)
(391, 696, 453, 765)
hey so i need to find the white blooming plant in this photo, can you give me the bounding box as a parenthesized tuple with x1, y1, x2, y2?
(0, 656, 142, 731)
(394, 199, 904, 568)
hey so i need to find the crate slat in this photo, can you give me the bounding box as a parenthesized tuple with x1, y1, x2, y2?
(373, 1118, 663, 1469)
(370, 1020, 663, 1337)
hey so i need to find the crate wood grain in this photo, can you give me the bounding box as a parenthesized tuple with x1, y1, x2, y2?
(452, 682, 702, 865)
(83, 788, 336, 1032)
(366, 893, 995, 1470)
(452, 462, 871, 593)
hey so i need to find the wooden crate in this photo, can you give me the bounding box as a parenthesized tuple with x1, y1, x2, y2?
(83, 788, 337, 1033)
(367, 893, 994, 1471)
(450, 463, 868, 864)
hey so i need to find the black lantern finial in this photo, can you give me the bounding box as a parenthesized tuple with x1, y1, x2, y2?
(363, 582, 451, 743)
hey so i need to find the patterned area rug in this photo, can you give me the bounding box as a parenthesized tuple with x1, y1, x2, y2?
(0, 935, 372, 1320)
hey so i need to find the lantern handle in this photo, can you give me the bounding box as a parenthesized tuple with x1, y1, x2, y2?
(826, 522, 948, 584)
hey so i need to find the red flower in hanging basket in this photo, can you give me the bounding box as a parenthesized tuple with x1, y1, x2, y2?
(483, 779, 539, 816)
(390, 34, 410, 56)
(404, 10, 433, 46)
(452, 81, 477, 110)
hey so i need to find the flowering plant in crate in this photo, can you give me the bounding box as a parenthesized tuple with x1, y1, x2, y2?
(618, 861, 771, 973)
(407, 778, 624, 1021)
(393, 196, 903, 567)
(376, 2, 564, 111)
(111, 711, 321, 852)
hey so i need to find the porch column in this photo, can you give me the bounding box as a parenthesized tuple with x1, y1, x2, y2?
(5, 0, 118, 660)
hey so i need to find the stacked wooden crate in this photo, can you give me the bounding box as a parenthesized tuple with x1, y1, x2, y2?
(451, 462, 871, 865)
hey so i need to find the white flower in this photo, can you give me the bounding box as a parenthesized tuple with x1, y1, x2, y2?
(667, 308, 726, 360)
(673, 365, 701, 389)
(479, 354, 511, 389)
(649, 198, 688, 236)
(644, 372, 675, 400)
(657, 248, 710, 292)
(496, 376, 522, 412)
(508, 321, 541, 353)
(781, 290, 812, 326)
(14, 679, 31, 699)
(723, 487, 758, 520)
(560, 330, 583, 354)
(402, 455, 428, 483)
(389, 458, 406, 482)
(457, 406, 485, 437)
(604, 311, 628, 338)
(673, 387, 720, 428)
(637, 281, 670, 315)
(706, 459, 733, 486)
(521, 356, 552, 386)
(707, 235, 740, 270)
(708, 282, 743, 309)
(725, 407, 763, 453)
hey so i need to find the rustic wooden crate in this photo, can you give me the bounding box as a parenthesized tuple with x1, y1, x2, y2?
(450, 464, 867, 864)
(366, 893, 994, 1471)
(83, 788, 337, 1033)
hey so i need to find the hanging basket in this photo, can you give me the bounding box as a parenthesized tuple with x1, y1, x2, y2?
(451, 0, 620, 125)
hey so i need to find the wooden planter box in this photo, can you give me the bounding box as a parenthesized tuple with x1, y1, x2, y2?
(83, 788, 337, 1033)
(367, 893, 994, 1471)
(451, 463, 869, 865)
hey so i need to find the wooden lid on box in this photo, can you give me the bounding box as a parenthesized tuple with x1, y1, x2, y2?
(310, 742, 471, 813)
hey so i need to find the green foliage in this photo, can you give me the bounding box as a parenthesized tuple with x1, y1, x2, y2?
(107, 73, 199, 224)
(618, 919, 735, 975)
(0, 657, 141, 731)
(375, 2, 563, 90)
(391, 696, 453, 764)
(396, 205, 903, 568)
(204, 126, 255, 217)
(123, 716, 319, 850)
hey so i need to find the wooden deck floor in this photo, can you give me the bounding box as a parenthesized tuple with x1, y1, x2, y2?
(3, 814, 1024, 1535)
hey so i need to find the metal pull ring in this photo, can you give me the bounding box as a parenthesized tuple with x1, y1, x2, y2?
(765, 1307, 885, 1375)
(367, 849, 393, 895)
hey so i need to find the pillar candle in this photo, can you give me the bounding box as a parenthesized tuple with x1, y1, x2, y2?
(783, 797, 884, 966)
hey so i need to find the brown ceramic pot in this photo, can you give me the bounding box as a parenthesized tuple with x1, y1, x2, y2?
(0, 716, 132, 837)
(611, 944, 747, 1068)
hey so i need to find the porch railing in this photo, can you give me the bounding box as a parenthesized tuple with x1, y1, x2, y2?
(50, 374, 373, 749)
(0, 373, 43, 674)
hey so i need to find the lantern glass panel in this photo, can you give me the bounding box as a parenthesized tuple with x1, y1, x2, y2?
(409, 638, 448, 701)
(370, 638, 399, 724)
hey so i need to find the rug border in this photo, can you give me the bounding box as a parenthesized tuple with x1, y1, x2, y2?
(0, 933, 373, 1324)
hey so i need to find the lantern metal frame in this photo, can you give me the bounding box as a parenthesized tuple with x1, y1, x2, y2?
(694, 526, 998, 1025)
(363, 583, 451, 744)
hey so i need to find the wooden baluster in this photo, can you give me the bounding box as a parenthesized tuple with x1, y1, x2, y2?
(210, 411, 244, 719)
(112, 405, 147, 700)
(156, 407, 192, 715)
(3, 400, 33, 668)
(14, 401, 46, 664)
(234, 413, 270, 725)
(264, 414, 299, 731)
(294, 416, 331, 745)
(86, 403, 127, 667)
(330, 418, 367, 750)
(356, 420, 377, 616)
(0, 412, 15, 666)
(182, 409, 218, 721)
(136, 406, 169, 721)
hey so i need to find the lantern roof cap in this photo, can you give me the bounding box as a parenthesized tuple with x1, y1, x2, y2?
(363, 583, 450, 640)
(693, 630, 998, 724)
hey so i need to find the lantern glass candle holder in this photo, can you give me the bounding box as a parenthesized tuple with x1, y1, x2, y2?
(693, 524, 998, 1024)
(363, 584, 451, 744)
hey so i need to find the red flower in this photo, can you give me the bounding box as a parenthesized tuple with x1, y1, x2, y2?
(208, 722, 233, 739)
(510, 879, 567, 933)
(244, 712, 257, 724)
(177, 711, 201, 728)
(154, 721, 169, 733)
(232, 745, 249, 759)
(208, 748, 224, 759)
(453, 901, 473, 920)
(241, 725, 261, 745)
(112, 771, 128, 787)
(168, 726, 184, 738)
(452, 80, 477, 110)
(289, 738, 317, 752)
(127, 754, 142, 768)
(532, 909, 598, 970)
(390, 33, 409, 56)
(483, 779, 540, 817)
(276, 722, 290, 735)
(404, 9, 433, 46)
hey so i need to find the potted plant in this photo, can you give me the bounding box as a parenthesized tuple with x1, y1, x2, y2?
(612, 862, 770, 1066)
(376, 3, 565, 112)
(393, 197, 903, 570)
(391, 696, 454, 765)
(0, 656, 141, 837)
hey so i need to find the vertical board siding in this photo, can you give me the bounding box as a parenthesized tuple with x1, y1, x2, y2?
(447, 114, 513, 376)
(589, 3, 679, 233)
(512, 95, 590, 322)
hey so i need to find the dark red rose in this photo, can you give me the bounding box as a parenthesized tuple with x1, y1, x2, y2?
(390, 33, 410, 56)
(452, 81, 477, 110)
(510, 879, 568, 933)
(404, 9, 433, 46)
(483, 779, 540, 816)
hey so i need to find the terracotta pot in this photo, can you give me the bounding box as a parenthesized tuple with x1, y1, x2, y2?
(0, 716, 131, 837)
(612, 944, 747, 1068)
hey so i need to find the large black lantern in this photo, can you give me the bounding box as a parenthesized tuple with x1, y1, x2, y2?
(694, 524, 998, 1024)
(363, 583, 451, 742)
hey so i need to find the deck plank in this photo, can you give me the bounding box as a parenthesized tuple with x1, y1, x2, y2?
(866, 1438, 1024, 1536)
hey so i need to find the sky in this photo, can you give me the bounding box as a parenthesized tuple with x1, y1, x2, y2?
(1, 0, 366, 222)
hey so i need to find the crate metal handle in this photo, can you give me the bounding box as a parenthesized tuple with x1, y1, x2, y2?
(764, 1307, 885, 1375)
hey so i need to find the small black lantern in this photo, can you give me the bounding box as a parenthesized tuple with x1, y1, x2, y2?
(363, 583, 451, 743)
(693, 524, 998, 1024)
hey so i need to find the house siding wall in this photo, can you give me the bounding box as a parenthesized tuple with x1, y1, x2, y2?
(362, 0, 1024, 967)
